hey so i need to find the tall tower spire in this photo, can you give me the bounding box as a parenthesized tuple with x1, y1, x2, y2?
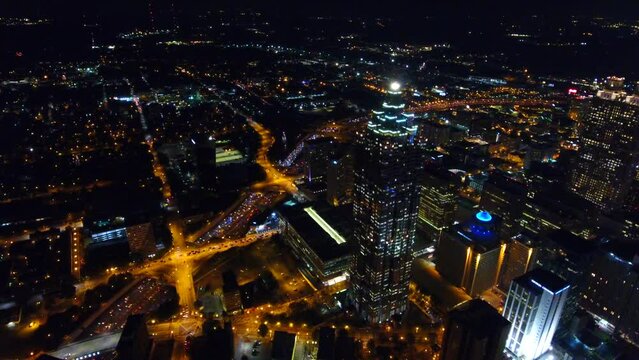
(368, 81, 416, 135)
(351, 81, 421, 323)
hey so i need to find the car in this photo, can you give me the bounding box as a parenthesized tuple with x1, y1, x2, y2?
(252, 348, 259, 356)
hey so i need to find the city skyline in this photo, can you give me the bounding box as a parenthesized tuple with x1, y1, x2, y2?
(1, 3, 639, 360)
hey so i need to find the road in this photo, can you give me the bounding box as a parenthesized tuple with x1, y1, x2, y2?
(65, 278, 143, 344)
(82, 278, 174, 338)
(407, 97, 561, 113)
(60, 73, 319, 358)
(70, 226, 83, 279)
(247, 119, 298, 193)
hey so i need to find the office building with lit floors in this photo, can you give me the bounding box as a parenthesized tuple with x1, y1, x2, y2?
(417, 172, 458, 244)
(581, 247, 639, 343)
(436, 210, 507, 297)
(502, 268, 569, 360)
(498, 233, 539, 292)
(568, 80, 639, 211)
(441, 299, 511, 360)
(351, 81, 421, 323)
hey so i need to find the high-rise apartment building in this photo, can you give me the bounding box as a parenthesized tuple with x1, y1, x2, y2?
(569, 84, 639, 211)
(351, 81, 421, 323)
(503, 268, 569, 359)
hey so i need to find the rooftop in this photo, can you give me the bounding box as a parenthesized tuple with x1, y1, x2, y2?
(277, 200, 352, 262)
(449, 299, 511, 336)
(452, 210, 502, 251)
(514, 268, 570, 295)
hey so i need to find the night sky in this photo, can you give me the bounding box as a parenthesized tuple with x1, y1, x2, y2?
(3, 0, 639, 20)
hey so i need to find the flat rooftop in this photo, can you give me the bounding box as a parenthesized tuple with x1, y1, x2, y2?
(514, 268, 570, 295)
(277, 200, 352, 262)
(49, 332, 121, 359)
(449, 298, 510, 335)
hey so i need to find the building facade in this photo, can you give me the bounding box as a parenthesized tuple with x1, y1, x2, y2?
(417, 172, 458, 244)
(351, 82, 421, 323)
(569, 89, 639, 211)
(503, 268, 569, 360)
(277, 201, 352, 287)
(326, 150, 354, 206)
(436, 210, 507, 297)
(498, 234, 539, 292)
(480, 172, 527, 236)
(581, 250, 639, 343)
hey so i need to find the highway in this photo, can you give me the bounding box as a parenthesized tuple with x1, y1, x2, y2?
(247, 119, 299, 193)
(407, 97, 562, 113)
(65, 278, 143, 344)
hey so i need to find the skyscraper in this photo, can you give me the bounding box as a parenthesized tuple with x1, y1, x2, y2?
(498, 233, 539, 292)
(581, 249, 639, 343)
(326, 149, 354, 206)
(441, 299, 511, 360)
(436, 210, 507, 297)
(351, 81, 421, 323)
(502, 268, 569, 360)
(417, 172, 458, 243)
(116, 314, 151, 360)
(569, 83, 639, 211)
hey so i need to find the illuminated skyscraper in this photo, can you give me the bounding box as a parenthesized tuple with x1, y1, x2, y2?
(351, 81, 421, 323)
(569, 85, 639, 211)
(436, 210, 507, 297)
(417, 172, 458, 243)
(503, 268, 569, 360)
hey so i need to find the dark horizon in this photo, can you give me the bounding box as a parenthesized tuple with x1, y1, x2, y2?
(3, 0, 639, 19)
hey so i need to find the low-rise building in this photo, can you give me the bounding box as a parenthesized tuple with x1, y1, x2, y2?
(276, 200, 352, 288)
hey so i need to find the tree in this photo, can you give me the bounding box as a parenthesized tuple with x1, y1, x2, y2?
(258, 323, 268, 337)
